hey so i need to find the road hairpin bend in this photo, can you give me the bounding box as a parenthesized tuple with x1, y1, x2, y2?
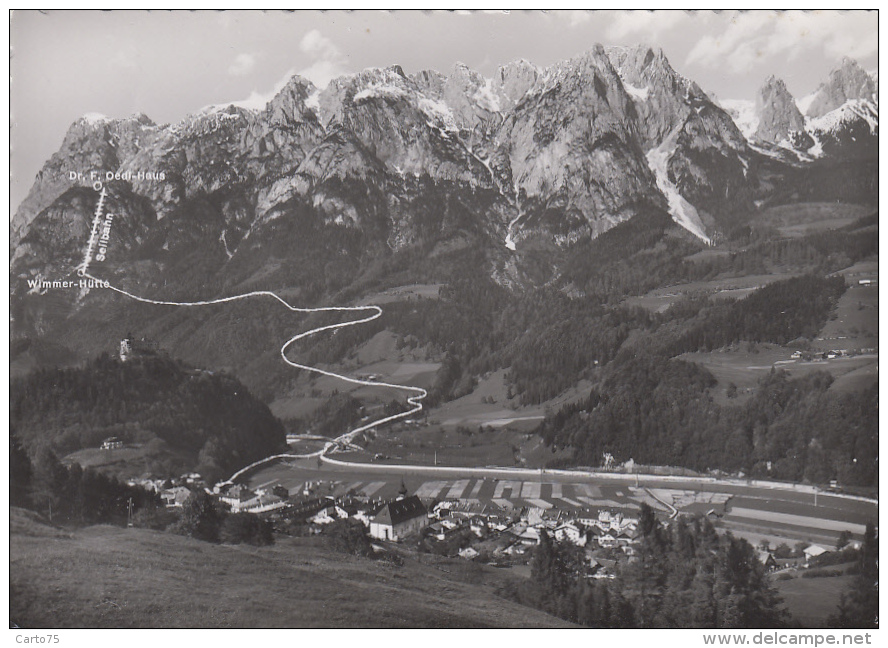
(78, 182, 426, 485)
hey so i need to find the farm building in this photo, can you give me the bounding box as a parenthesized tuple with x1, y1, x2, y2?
(161, 486, 192, 508)
(218, 484, 255, 509)
(756, 551, 777, 571)
(803, 544, 831, 564)
(100, 437, 123, 450)
(554, 522, 587, 546)
(368, 495, 428, 541)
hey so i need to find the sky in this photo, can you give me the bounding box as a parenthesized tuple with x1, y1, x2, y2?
(9, 9, 879, 214)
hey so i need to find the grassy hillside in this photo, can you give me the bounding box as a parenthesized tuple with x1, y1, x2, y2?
(9, 509, 570, 628)
(774, 572, 856, 628)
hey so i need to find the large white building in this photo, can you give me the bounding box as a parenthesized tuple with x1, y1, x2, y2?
(368, 496, 428, 541)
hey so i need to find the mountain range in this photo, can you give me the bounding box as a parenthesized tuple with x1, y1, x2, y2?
(9, 44, 879, 399)
(719, 57, 877, 160)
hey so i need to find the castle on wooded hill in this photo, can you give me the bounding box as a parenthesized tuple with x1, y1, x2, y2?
(119, 333, 159, 362)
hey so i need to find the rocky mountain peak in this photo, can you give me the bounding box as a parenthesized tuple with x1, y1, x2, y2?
(11, 112, 144, 242)
(493, 44, 664, 244)
(492, 58, 539, 106)
(318, 67, 416, 127)
(606, 43, 721, 148)
(607, 44, 658, 74)
(265, 75, 320, 128)
(11, 44, 878, 285)
(386, 64, 407, 79)
(440, 62, 500, 127)
(754, 74, 806, 143)
(410, 69, 447, 99)
(806, 57, 876, 118)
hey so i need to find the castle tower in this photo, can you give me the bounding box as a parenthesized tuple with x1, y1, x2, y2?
(119, 337, 132, 362)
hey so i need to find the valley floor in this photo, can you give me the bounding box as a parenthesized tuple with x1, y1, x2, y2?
(246, 460, 876, 549)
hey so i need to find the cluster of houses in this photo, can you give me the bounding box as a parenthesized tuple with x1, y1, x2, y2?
(418, 500, 641, 576)
(789, 348, 868, 361)
(127, 472, 206, 508)
(216, 481, 646, 577)
(756, 540, 862, 572)
(130, 471, 863, 582)
(215, 483, 290, 514)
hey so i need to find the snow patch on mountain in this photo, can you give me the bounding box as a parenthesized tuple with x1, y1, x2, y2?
(718, 99, 757, 139)
(504, 210, 526, 251)
(417, 95, 458, 131)
(474, 78, 502, 112)
(807, 99, 878, 134)
(81, 112, 111, 125)
(806, 132, 824, 158)
(354, 83, 409, 101)
(198, 101, 261, 115)
(795, 92, 817, 115)
(646, 136, 711, 244)
(305, 89, 321, 114)
(623, 82, 649, 102)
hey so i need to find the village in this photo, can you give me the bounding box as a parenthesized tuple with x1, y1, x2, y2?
(122, 469, 860, 581)
(109, 334, 865, 580)
(211, 478, 640, 578)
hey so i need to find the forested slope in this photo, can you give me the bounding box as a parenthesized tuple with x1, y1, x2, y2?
(10, 355, 287, 483)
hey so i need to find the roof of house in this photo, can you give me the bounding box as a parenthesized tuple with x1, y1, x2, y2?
(372, 495, 427, 526)
(804, 544, 830, 557)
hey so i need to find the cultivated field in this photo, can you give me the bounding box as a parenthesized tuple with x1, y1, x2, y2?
(355, 369, 588, 468)
(624, 273, 799, 313)
(62, 441, 189, 481)
(814, 271, 879, 354)
(269, 330, 441, 420)
(681, 343, 878, 403)
(754, 202, 872, 238)
(354, 283, 443, 306)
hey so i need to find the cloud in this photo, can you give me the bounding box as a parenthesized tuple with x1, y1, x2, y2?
(109, 44, 139, 70)
(207, 68, 297, 112)
(297, 29, 348, 88)
(686, 10, 877, 74)
(228, 53, 257, 76)
(554, 10, 591, 28)
(606, 10, 689, 41)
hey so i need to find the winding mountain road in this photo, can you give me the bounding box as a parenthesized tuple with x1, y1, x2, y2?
(77, 184, 877, 533)
(77, 183, 427, 485)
